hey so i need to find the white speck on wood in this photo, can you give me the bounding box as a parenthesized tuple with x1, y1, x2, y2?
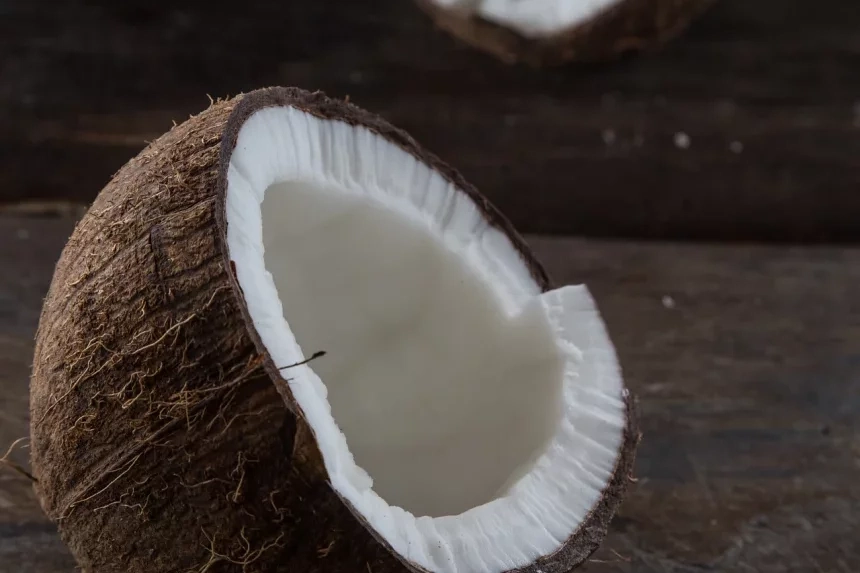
(730, 141, 744, 154)
(674, 132, 691, 149)
(602, 129, 616, 145)
(662, 295, 676, 309)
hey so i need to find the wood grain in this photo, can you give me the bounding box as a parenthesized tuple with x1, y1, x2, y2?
(0, 216, 79, 573)
(2, 0, 859, 241)
(1, 215, 857, 571)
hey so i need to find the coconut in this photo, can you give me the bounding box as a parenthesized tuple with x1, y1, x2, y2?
(416, 0, 716, 65)
(29, 86, 638, 573)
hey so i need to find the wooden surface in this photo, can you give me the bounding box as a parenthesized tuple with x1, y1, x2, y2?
(2, 0, 860, 242)
(1, 214, 858, 572)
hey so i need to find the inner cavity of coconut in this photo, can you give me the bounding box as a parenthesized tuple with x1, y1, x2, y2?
(225, 105, 626, 573)
(431, 0, 623, 37)
(261, 179, 564, 518)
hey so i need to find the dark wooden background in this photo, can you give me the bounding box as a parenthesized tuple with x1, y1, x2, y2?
(1, 0, 859, 571)
(1, 0, 859, 241)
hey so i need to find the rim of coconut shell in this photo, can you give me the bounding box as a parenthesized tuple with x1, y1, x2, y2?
(415, 0, 718, 66)
(211, 87, 639, 572)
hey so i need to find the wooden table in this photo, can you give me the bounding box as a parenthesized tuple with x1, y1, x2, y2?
(2, 214, 857, 572)
(2, 0, 859, 242)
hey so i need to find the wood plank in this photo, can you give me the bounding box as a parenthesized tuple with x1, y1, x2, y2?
(1, 0, 859, 241)
(0, 215, 78, 573)
(1, 215, 858, 572)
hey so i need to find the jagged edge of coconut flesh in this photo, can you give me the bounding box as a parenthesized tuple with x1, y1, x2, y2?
(213, 87, 639, 573)
(415, 0, 717, 65)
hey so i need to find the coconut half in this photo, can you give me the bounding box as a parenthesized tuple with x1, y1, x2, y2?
(30, 87, 638, 573)
(417, 0, 716, 65)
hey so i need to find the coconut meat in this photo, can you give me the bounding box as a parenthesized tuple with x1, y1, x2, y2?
(225, 106, 626, 573)
(429, 0, 624, 38)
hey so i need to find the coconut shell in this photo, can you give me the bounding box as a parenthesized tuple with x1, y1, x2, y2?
(30, 86, 639, 572)
(416, 0, 717, 66)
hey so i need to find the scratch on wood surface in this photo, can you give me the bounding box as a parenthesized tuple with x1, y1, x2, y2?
(686, 452, 717, 510)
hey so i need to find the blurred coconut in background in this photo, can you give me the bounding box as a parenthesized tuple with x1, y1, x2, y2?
(415, 0, 718, 65)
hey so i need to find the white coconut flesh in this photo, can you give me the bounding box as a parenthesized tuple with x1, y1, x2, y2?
(428, 0, 624, 38)
(225, 106, 626, 573)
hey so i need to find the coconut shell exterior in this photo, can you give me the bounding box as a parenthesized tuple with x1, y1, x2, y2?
(30, 86, 639, 572)
(416, 0, 717, 66)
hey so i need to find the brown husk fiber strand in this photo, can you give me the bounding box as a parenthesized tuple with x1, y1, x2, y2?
(415, 0, 717, 66)
(30, 86, 638, 572)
